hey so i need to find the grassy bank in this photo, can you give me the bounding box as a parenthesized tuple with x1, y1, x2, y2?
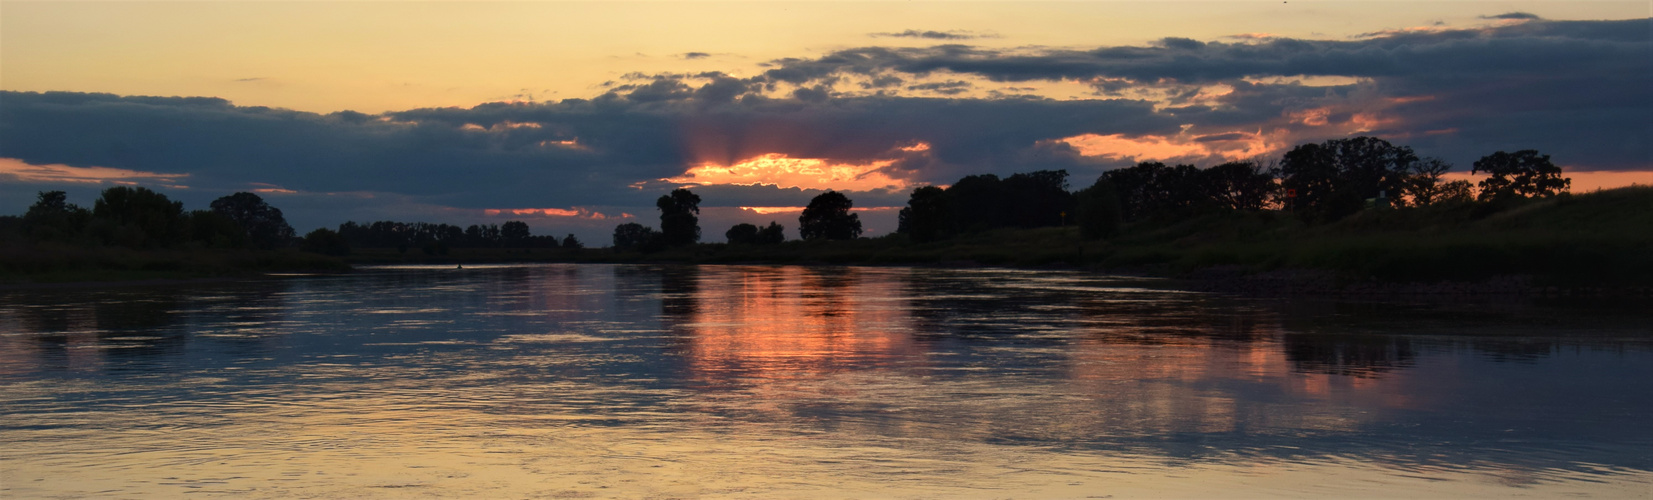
(0, 244, 351, 284)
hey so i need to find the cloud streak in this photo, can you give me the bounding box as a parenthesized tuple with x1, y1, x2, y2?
(870, 29, 994, 40)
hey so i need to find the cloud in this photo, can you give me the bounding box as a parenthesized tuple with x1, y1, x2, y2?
(870, 30, 994, 40)
(905, 80, 973, 95)
(2, 17, 1647, 243)
(1482, 12, 1541, 20)
(682, 52, 711, 59)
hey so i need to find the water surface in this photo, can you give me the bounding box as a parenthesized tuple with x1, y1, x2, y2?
(2, 264, 1649, 498)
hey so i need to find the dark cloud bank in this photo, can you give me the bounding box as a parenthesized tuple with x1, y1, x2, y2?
(2, 17, 1647, 240)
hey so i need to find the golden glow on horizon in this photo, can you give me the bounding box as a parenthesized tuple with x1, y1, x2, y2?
(665, 153, 911, 192)
(1443, 170, 1653, 193)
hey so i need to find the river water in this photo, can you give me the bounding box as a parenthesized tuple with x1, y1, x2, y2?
(1, 264, 1649, 498)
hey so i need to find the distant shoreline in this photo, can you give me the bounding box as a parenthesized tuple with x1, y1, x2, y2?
(6, 187, 1648, 296)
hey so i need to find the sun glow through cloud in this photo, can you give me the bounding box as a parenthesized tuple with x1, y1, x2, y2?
(664, 153, 912, 192)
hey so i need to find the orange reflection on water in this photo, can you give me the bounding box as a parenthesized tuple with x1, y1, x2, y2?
(668, 267, 923, 389)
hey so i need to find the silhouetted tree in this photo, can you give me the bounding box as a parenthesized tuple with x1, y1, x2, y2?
(501, 220, 530, 247)
(92, 186, 187, 248)
(1398, 158, 1453, 207)
(209, 192, 296, 249)
(22, 191, 91, 242)
(187, 210, 249, 248)
(657, 188, 701, 246)
(300, 227, 350, 256)
(1076, 176, 1124, 239)
(725, 223, 759, 245)
(945, 174, 1008, 232)
(1277, 136, 1418, 221)
(561, 234, 583, 249)
(1473, 150, 1570, 202)
(613, 222, 660, 251)
(1001, 170, 1074, 228)
(1202, 161, 1278, 211)
(799, 191, 862, 240)
(756, 221, 786, 244)
(897, 185, 952, 242)
(1104, 161, 1206, 221)
(1434, 180, 1476, 204)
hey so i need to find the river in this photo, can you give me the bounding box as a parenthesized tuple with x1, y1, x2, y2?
(2, 264, 1649, 498)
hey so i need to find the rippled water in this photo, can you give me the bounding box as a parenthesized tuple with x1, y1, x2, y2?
(2, 264, 1649, 498)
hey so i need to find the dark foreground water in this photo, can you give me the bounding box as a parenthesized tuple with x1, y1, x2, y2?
(1, 264, 1649, 498)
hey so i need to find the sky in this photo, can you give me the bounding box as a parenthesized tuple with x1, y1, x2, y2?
(2, 1, 1650, 243)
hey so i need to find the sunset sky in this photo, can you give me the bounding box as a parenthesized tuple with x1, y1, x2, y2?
(2, 1, 1649, 241)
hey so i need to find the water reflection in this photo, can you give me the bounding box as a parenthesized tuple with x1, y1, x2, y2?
(1, 264, 1649, 498)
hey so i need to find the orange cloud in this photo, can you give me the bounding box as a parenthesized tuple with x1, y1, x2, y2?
(0, 157, 188, 187)
(740, 206, 803, 215)
(461, 121, 543, 132)
(1059, 134, 1209, 160)
(664, 153, 912, 191)
(537, 139, 589, 151)
(483, 207, 627, 219)
(740, 206, 899, 214)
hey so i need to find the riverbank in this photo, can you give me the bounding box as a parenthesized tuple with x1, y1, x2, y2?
(8, 187, 1647, 294)
(386, 187, 1652, 293)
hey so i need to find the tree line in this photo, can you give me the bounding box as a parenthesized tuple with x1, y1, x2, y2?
(2, 187, 577, 257)
(334, 220, 576, 255)
(931, 137, 1568, 241)
(3, 187, 310, 251)
(611, 136, 1571, 252)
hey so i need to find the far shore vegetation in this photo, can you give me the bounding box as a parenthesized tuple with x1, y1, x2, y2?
(5, 136, 1648, 292)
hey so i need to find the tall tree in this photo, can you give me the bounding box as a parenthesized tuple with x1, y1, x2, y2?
(1399, 158, 1453, 207)
(725, 223, 759, 245)
(1276, 136, 1419, 220)
(897, 185, 952, 242)
(1076, 176, 1124, 239)
(1473, 150, 1570, 202)
(613, 222, 659, 251)
(756, 221, 786, 244)
(1001, 170, 1074, 228)
(1104, 161, 1206, 221)
(501, 220, 530, 247)
(799, 191, 862, 240)
(944, 174, 1007, 232)
(93, 186, 187, 248)
(656, 188, 701, 246)
(210, 192, 296, 249)
(1201, 161, 1278, 211)
(22, 191, 91, 242)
